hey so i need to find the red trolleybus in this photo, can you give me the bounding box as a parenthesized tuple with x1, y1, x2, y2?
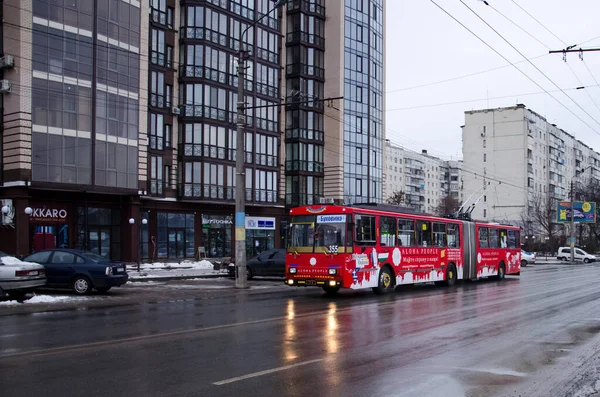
(284, 205, 521, 294)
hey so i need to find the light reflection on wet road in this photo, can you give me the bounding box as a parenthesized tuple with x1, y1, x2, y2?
(2, 264, 600, 397)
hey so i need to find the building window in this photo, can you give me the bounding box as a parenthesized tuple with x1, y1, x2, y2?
(356, 24, 363, 42)
(150, 155, 163, 194)
(356, 147, 362, 164)
(357, 55, 363, 72)
(157, 212, 195, 259)
(483, 139, 486, 148)
(165, 124, 172, 148)
(151, 28, 166, 67)
(254, 169, 278, 203)
(483, 153, 487, 162)
(204, 162, 225, 199)
(356, 86, 363, 103)
(150, 71, 165, 108)
(183, 161, 202, 197)
(356, 178, 362, 196)
(150, 0, 173, 28)
(150, 113, 164, 150)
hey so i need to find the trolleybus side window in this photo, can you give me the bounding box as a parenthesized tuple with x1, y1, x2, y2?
(447, 223, 460, 248)
(499, 229, 508, 248)
(398, 219, 415, 246)
(416, 221, 432, 247)
(379, 216, 397, 247)
(433, 222, 447, 248)
(479, 227, 489, 248)
(355, 214, 376, 246)
(507, 230, 518, 248)
(489, 227, 499, 248)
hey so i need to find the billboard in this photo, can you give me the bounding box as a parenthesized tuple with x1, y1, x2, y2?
(556, 201, 596, 223)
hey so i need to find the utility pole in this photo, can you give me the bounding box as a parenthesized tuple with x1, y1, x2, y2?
(235, 43, 248, 289)
(570, 179, 575, 264)
(234, 0, 289, 289)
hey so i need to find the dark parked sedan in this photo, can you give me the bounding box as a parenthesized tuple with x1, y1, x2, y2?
(228, 249, 286, 279)
(23, 249, 128, 295)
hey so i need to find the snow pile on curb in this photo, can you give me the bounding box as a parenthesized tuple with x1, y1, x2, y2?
(0, 294, 89, 306)
(135, 260, 215, 270)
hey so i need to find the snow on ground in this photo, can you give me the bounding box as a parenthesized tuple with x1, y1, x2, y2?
(0, 294, 89, 306)
(132, 260, 216, 270)
(126, 281, 164, 286)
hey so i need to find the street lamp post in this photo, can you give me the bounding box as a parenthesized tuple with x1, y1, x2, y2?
(235, 0, 288, 289)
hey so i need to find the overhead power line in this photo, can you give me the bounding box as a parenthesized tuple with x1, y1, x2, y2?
(457, 0, 600, 135)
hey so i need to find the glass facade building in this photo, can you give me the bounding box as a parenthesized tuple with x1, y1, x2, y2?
(342, 0, 384, 204)
(284, 0, 326, 207)
(31, 0, 140, 189)
(177, 0, 281, 206)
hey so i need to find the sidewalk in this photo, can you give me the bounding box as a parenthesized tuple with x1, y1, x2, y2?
(126, 259, 231, 281)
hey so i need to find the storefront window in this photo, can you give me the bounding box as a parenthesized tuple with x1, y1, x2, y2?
(157, 212, 195, 259)
(246, 229, 275, 258)
(76, 207, 121, 260)
(202, 215, 232, 258)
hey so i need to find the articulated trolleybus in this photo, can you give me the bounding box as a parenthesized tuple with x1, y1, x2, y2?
(285, 204, 521, 294)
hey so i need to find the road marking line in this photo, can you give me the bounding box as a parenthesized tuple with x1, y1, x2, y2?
(213, 359, 323, 385)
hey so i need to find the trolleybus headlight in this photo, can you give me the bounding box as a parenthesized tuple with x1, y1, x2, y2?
(328, 268, 337, 275)
(329, 281, 337, 287)
(287, 279, 294, 285)
(289, 267, 297, 274)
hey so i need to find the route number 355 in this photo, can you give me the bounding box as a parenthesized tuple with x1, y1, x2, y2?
(328, 245, 339, 254)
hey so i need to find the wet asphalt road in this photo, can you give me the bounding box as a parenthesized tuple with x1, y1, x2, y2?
(2, 264, 600, 397)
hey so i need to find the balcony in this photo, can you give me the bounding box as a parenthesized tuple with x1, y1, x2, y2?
(286, 31, 325, 49)
(150, 93, 170, 109)
(151, 51, 172, 69)
(151, 8, 173, 29)
(286, 194, 323, 207)
(182, 105, 229, 122)
(285, 160, 324, 173)
(285, 63, 325, 80)
(182, 27, 228, 49)
(285, 128, 324, 142)
(286, 0, 326, 17)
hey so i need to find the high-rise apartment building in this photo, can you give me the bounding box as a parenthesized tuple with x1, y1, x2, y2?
(282, 0, 385, 207)
(0, 0, 285, 260)
(383, 140, 463, 213)
(0, 0, 385, 260)
(462, 104, 600, 228)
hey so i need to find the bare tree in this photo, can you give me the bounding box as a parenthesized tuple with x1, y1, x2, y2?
(434, 196, 460, 217)
(521, 193, 560, 251)
(387, 190, 406, 206)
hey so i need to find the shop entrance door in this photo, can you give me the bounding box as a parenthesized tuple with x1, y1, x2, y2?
(168, 229, 185, 258)
(89, 227, 111, 258)
(207, 229, 225, 257)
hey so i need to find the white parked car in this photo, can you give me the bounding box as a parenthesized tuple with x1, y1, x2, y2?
(520, 250, 536, 266)
(0, 251, 47, 300)
(556, 247, 597, 263)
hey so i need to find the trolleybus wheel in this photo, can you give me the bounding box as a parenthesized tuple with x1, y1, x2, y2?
(445, 263, 457, 286)
(373, 266, 394, 295)
(495, 262, 506, 281)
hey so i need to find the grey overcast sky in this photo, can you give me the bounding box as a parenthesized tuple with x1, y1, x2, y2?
(385, 0, 600, 160)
